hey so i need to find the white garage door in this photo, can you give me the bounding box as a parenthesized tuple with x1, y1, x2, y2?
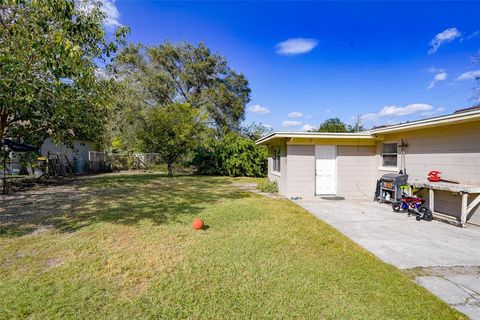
(315, 145, 337, 195)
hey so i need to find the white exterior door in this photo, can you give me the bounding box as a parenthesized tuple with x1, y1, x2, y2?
(315, 145, 337, 195)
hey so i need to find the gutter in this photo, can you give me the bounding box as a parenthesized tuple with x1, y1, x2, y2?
(255, 131, 373, 145)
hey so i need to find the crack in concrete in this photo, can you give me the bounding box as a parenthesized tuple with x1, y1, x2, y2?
(442, 277, 480, 306)
(408, 266, 480, 318)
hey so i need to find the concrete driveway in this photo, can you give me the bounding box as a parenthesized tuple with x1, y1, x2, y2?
(296, 198, 480, 319)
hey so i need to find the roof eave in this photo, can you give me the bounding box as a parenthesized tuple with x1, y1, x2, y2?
(371, 109, 480, 134)
(255, 132, 374, 145)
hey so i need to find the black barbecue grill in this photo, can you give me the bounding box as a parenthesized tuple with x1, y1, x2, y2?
(375, 173, 408, 203)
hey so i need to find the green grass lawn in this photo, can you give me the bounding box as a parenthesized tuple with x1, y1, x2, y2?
(0, 173, 464, 319)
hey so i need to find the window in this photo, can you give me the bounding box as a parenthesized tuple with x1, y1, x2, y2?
(381, 143, 398, 167)
(272, 146, 281, 172)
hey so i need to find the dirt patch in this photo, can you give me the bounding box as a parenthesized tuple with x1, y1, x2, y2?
(404, 265, 480, 278)
(0, 174, 116, 236)
(44, 258, 62, 270)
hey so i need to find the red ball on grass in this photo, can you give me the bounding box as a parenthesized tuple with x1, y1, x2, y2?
(192, 218, 204, 230)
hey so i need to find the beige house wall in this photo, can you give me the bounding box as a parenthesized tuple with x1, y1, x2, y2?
(374, 120, 480, 223)
(337, 145, 376, 198)
(374, 121, 480, 183)
(265, 120, 480, 224)
(267, 143, 377, 199)
(286, 144, 315, 198)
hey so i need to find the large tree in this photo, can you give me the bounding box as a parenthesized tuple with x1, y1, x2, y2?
(111, 42, 251, 137)
(317, 118, 349, 133)
(0, 0, 128, 145)
(138, 103, 204, 176)
(240, 122, 273, 141)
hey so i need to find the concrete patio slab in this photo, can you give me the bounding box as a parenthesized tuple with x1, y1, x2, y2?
(446, 275, 480, 296)
(457, 305, 480, 320)
(297, 198, 480, 269)
(296, 197, 480, 319)
(416, 276, 473, 305)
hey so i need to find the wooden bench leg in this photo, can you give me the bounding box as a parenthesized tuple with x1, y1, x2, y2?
(461, 192, 468, 227)
(429, 188, 434, 212)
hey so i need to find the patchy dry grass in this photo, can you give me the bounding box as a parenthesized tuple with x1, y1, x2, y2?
(0, 173, 464, 319)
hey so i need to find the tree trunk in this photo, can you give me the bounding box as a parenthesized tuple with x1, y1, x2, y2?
(167, 163, 173, 177)
(0, 111, 6, 142)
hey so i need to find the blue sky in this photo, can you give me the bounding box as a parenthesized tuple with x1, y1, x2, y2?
(104, 1, 480, 131)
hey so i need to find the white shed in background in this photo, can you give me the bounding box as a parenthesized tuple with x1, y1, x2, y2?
(40, 138, 95, 161)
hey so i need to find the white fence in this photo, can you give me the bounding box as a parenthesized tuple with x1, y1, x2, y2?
(88, 151, 106, 172)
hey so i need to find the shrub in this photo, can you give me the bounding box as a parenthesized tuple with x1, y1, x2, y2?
(190, 145, 222, 176)
(192, 131, 267, 177)
(257, 180, 278, 193)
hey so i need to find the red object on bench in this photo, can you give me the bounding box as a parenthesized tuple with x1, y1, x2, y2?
(428, 170, 441, 182)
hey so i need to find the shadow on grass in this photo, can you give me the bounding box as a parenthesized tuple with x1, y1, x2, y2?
(0, 173, 250, 237)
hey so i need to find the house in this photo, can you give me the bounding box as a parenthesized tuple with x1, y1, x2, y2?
(256, 107, 480, 225)
(6, 138, 97, 174)
(40, 138, 95, 162)
(41, 138, 99, 173)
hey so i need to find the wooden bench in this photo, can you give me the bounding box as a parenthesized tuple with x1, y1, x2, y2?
(409, 180, 480, 227)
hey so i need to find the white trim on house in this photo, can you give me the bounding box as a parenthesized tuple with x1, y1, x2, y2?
(380, 141, 399, 170)
(256, 108, 480, 145)
(378, 166, 399, 172)
(370, 109, 480, 134)
(256, 131, 373, 145)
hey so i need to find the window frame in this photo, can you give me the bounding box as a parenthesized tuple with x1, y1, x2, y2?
(381, 142, 398, 168)
(272, 145, 281, 173)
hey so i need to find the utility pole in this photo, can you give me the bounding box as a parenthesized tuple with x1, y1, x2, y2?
(354, 115, 363, 132)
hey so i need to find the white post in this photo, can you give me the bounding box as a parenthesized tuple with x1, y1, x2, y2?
(461, 192, 468, 227)
(429, 188, 435, 212)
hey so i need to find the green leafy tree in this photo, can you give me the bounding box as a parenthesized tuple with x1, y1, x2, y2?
(138, 103, 204, 177)
(317, 118, 349, 132)
(192, 132, 267, 177)
(240, 122, 273, 141)
(111, 42, 251, 136)
(0, 0, 128, 145)
(217, 132, 267, 177)
(104, 78, 145, 152)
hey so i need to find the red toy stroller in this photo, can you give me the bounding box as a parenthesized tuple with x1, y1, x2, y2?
(392, 193, 433, 221)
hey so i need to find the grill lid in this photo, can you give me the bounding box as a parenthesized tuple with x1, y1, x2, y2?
(381, 172, 408, 185)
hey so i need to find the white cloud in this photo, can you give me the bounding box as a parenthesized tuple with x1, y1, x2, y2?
(361, 103, 435, 122)
(325, 109, 331, 114)
(248, 104, 270, 114)
(456, 70, 480, 81)
(276, 38, 318, 56)
(427, 71, 447, 89)
(288, 112, 304, 118)
(78, 0, 121, 28)
(429, 27, 461, 54)
(418, 107, 445, 118)
(426, 67, 445, 73)
(282, 120, 302, 128)
(381, 104, 433, 116)
(461, 30, 480, 42)
(101, 0, 121, 27)
(302, 124, 315, 131)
